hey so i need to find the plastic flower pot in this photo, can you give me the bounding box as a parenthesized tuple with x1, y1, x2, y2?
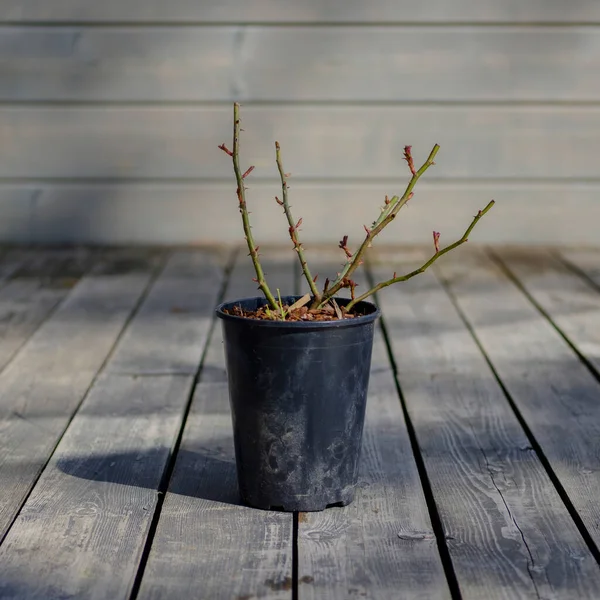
(216, 295, 380, 512)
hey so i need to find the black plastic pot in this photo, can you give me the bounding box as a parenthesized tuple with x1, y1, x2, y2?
(216, 295, 380, 512)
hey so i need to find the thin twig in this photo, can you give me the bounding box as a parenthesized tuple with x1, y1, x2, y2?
(345, 200, 496, 312)
(220, 103, 277, 309)
(275, 141, 321, 301)
(316, 144, 439, 308)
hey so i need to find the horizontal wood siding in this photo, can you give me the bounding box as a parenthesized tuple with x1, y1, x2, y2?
(0, 6, 597, 245)
(1, 105, 598, 179)
(0, 182, 598, 245)
(3, 27, 600, 102)
(2, 1, 600, 23)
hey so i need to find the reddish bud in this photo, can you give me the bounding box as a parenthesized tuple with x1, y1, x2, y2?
(385, 195, 390, 205)
(433, 231, 440, 253)
(393, 271, 397, 279)
(295, 217, 303, 230)
(252, 277, 258, 283)
(275, 141, 280, 150)
(313, 274, 319, 283)
(218, 143, 233, 157)
(338, 235, 353, 258)
(242, 165, 255, 179)
(275, 196, 284, 206)
(403, 145, 416, 175)
(363, 224, 371, 236)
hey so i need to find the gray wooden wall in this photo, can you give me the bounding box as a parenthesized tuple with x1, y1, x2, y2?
(1, 1, 599, 246)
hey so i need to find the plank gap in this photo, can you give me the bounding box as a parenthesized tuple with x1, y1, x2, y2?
(487, 248, 600, 392)
(129, 248, 236, 600)
(554, 249, 600, 296)
(434, 256, 600, 568)
(0, 249, 167, 547)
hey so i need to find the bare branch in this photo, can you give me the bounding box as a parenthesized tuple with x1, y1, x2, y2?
(226, 103, 277, 309)
(345, 200, 496, 312)
(316, 144, 440, 308)
(275, 140, 321, 300)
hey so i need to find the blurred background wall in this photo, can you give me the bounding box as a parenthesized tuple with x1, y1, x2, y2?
(0, 1, 599, 246)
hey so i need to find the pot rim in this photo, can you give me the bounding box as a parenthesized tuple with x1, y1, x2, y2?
(215, 295, 380, 329)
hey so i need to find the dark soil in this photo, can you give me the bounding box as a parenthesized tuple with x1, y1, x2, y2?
(224, 302, 357, 322)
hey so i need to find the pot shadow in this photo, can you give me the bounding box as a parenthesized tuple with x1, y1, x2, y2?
(56, 438, 244, 507)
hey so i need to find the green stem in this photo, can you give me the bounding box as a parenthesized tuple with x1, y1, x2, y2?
(275, 141, 321, 301)
(318, 144, 440, 308)
(231, 103, 277, 309)
(345, 200, 495, 312)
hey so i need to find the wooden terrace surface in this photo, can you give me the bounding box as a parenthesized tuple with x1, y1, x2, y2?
(0, 245, 600, 599)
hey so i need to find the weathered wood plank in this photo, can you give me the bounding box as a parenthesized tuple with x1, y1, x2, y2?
(2, 105, 600, 180)
(1, 0, 598, 23)
(0, 375, 194, 600)
(434, 247, 600, 568)
(0, 251, 161, 541)
(0, 248, 96, 372)
(374, 251, 600, 599)
(137, 254, 295, 600)
(0, 182, 598, 246)
(494, 249, 600, 376)
(0, 249, 225, 599)
(106, 250, 223, 375)
(298, 265, 450, 600)
(3, 27, 600, 102)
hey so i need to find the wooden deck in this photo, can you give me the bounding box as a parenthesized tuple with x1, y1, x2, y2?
(0, 245, 600, 599)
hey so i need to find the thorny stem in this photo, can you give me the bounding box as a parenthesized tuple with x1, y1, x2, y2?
(225, 102, 277, 309)
(220, 104, 496, 319)
(315, 144, 440, 308)
(345, 199, 496, 312)
(275, 141, 321, 301)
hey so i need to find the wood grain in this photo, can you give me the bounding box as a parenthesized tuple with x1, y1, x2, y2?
(374, 251, 600, 599)
(0, 248, 96, 372)
(106, 250, 223, 375)
(0, 251, 160, 542)
(435, 247, 600, 569)
(0, 181, 597, 246)
(0, 249, 225, 598)
(2, 0, 598, 23)
(3, 26, 600, 102)
(297, 265, 450, 600)
(0, 374, 194, 600)
(2, 105, 600, 180)
(494, 249, 600, 376)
